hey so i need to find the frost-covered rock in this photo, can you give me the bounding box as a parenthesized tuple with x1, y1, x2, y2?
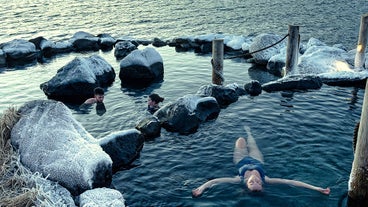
(319, 70, 368, 88)
(99, 129, 144, 171)
(77, 188, 125, 207)
(10, 100, 113, 195)
(296, 45, 352, 75)
(249, 33, 286, 65)
(119, 47, 164, 88)
(40, 54, 115, 103)
(155, 94, 220, 134)
(262, 75, 323, 92)
(267, 47, 287, 76)
(0, 39, 38, 65)
(114, 40, 137, 59)
(34, 177, 76, 207)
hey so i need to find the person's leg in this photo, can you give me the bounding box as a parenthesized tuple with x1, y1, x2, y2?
(244, 126, 264, 163)
(233, 137, 248, 164)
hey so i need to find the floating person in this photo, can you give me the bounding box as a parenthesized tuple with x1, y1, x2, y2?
(147, 93, 164, 114)
(79, 87, 106, 115)
(192, 126, 330, 197)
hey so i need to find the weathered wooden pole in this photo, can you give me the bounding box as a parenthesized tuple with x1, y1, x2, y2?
(212, 38, 224, 85)
(354, 13, 368, 69)
(284, 25, 300, 76)
(348, 80, 368, 207)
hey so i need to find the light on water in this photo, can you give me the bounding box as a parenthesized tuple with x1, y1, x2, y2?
(1, 0, 368, 206)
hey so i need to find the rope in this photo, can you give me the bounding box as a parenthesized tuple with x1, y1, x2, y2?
(225, 34, 289, 59)
(211, 58, 225, 84)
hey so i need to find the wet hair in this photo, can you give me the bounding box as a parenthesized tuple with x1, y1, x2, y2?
(149, 93, 164, 103)
(94, 87, 104, 95)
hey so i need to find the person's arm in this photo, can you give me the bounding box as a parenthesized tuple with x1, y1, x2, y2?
(192, 176, 241, 198)
(265, 176, 330, 195)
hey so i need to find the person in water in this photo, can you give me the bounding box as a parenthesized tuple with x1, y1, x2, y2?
(83, 87, 105, 104)
(147, 93, 164, 114)
(79, 87, 106, 115)
(192, 126, 330, 197)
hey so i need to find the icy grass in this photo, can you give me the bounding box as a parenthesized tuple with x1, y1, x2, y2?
(0, 107, 64, 207)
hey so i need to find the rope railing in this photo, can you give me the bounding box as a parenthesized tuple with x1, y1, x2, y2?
(225, 34, 289, 59)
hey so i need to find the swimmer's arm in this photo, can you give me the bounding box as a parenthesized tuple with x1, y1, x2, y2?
(265, 176, 330, 195)
(192, 176, 241, 198)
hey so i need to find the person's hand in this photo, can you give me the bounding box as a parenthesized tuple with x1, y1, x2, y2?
(192, 188, 203, 198)
(319, 187, 330, 195)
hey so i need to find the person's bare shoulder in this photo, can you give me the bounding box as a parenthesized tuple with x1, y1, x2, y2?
(84, 98, 96, 104)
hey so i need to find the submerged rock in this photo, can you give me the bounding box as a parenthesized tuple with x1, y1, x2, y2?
(155, 94, 220, 134)
(10, 100, 113, 196)
(99, 129, 144, 171)
(135, 115, 162, 139)
(0, 39, 38, 66)
(196, 83, 243, 108)
(262, 75, 323, 92)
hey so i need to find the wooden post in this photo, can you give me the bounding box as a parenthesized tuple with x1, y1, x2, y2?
(354, 14, 368, 69)
(284, 25, 300, 76)
(212, 39, 224, 85)
(348, 80, 368, 207)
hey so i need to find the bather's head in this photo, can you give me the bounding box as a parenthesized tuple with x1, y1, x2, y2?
(245, 174, 263, 192)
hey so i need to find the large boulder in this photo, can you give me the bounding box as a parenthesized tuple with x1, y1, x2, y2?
(99, 129, 145, 171)
(196, 83, 244, 108)
(119, 47, 164, 88)
(296, 45, 352, 75)
(10, 100, 113, 195)
(155, 94, 220, 135)
(249, 33, 286, 65)
(262, 75, 323, 92)
(40, 54, 115, 103)
(0, 39, 38, 66)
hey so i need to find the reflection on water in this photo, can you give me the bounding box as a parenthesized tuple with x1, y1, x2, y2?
(96, 102, 107, 116)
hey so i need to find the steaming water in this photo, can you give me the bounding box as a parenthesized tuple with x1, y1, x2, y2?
(1, 0, 367, 206)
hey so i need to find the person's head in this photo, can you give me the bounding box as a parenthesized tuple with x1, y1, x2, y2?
(148, 93, 164, 106)
(94, 87, 105, 103)
(246, 174, 263, 192)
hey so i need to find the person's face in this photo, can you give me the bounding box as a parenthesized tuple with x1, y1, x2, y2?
(95, 94, 104, 103)
(246, 175, 263, 192)
(148, 98, 157, 107)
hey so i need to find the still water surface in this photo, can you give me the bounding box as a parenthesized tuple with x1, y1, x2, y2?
(1, 0, 367, 206)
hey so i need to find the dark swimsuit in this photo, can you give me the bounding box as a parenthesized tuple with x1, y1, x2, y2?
(147, 106, 159, 114)
(236, 156, 266, 183)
